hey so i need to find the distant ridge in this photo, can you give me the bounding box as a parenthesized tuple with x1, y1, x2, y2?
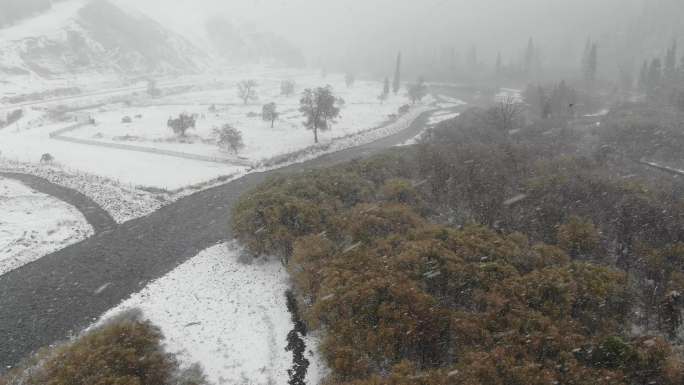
(0, 0, 206, 77)
(0, 0, 70, 28)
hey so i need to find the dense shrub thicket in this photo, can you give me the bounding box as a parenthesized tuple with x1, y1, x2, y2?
(598, 104, 684, 163)
(233, 107, 684, 385)
(0, 310, 207, 385)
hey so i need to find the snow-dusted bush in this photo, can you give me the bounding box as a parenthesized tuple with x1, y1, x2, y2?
(167, 113, 196, 137)
(214, 124, 244, 154)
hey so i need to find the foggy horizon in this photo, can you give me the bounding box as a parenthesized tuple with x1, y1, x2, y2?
(119, 0, 681, 78)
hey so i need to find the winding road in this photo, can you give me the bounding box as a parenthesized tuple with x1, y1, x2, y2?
(0, 172, 116, 234)
(0, 100, 466, 370)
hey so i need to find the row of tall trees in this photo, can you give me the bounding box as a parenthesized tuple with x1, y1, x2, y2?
(638, 40, 684, 110)
(524, 81, 579, 119)
(377, 37, 605, 89)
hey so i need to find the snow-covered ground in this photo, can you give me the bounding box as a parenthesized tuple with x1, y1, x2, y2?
(98, 242, 327, 385)
(0, 117, 245, 190)
(397, 110, 461, 147)
(495, 88, 523, 103)
(0, 71, 414, 190)
(584, 108, 609, 117)
(0, 104, 434, 223)
(64, 74, 408, 162)
(0, 158, 167, 224)
(0, 176, 92, 275)
(1, 68, 464, 222)
(428, 111, 461, 125)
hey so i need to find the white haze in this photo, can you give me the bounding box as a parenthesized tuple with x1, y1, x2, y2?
(116, 0, 658, 70)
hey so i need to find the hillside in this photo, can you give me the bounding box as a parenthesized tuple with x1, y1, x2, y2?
(205, 17, 305, 67)
(0, 0, 205, 77)
(0, 0, 69, 28)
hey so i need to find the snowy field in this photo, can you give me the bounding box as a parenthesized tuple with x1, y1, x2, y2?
(0, 177, 92, 275)
(0, 71, 419, 190)
(397, 110, 461, 147)
(0, 104, 435, 224)
(0, 68, 464, 222)
(63, 75, 407, 163)
(99, 242, 327, 385)
(428, 110, 461, 125)
(495, 88, 523, 103)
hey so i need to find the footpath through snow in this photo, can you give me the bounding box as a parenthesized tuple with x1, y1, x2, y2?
(98, 242, 327, 385)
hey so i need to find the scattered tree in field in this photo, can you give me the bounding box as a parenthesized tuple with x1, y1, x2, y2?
(40, 153, 54, 163)
(345, 72, 355, 88)
(237, 80, 258, 104)
(378, 77, 390, 104)
(262, 102, 279, 128)
(407, 78, 428, 104)
(215, 124, 244, 154)
(487, 95, 524, 133)
(299, 86, 344, 144)
(281, 80, 296, 96)
(392, 52, 402, 94)
(167, 113, 196, 137)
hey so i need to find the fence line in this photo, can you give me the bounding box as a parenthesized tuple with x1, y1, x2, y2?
(49, 123, 253, 167)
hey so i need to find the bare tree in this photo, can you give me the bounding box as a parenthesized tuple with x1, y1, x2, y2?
(299, 86, 344, 144)
(40, 153, 54, 163)
(407, 78, 428, 104)
(487, 95, 524, 133)
(237, 80, 258, 105)
(167, 113, 196, 137)
(214, 124, 244, 154)
(262, 102, 279, 128)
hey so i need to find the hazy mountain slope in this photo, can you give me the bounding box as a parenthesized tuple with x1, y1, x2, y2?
(0, 0, 206, 77)
(0, 0, 69, 28)
(206, 17, 305, 67)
